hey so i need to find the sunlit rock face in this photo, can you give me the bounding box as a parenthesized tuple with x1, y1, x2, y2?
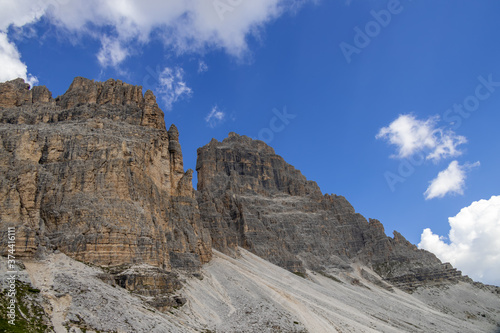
(0, 77, 211, 272)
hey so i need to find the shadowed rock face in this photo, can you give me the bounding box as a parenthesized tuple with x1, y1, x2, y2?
(0, 77, 211, 272)
(196, 133, 464, 289)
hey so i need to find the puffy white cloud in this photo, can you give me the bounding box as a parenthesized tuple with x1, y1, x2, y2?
(419, 196, 500, 286)
(205, 105, 225, 128)
(0, 0, 51, 84)
(376, 114, 467, 162)
(0, 0, 310, 73)
(424, 161, 479, 200)
(155, 67, 192, 110)
(0, 32, 37, 85)
(0, 0, 312, 111)
(0, 0, 48, 31)
(97, 36, 129, 68)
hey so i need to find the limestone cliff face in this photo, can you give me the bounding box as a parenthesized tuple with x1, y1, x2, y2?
(196, 133, 463, 290)
(0, 78, 211, 271)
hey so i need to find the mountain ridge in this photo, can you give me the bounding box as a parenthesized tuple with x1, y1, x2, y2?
(0, 77, 499, 332)
(195, 131, 467, 292)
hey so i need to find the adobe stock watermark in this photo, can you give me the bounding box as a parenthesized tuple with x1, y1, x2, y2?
(213, 0, 243, 21)
(340, 0, 411, 64)
(142, 64, 163, 90)
(252, 106, 296, 144)
(384, 73, 500, 192)
(443, 74, 500, 129)
(384, 152, 425, 192)
(4, 227, 18, 326)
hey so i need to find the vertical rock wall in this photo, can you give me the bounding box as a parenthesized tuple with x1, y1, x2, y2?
(0, 77, 211, 271)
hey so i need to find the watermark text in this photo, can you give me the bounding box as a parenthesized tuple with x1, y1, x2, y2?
(5, 227, 17, 326)
(252, 106, 296, 144)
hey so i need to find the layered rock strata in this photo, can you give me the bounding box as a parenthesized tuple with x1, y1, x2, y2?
(196, 133, 465, 290)
(0, 78, 211, 275)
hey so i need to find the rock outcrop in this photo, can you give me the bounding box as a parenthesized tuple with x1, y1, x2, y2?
(196, 133, 465, 290)
(0, 78, 53, 107)
(0, 78, 211, 276)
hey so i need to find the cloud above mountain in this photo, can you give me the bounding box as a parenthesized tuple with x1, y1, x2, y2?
(419, 195, 500, 286)
(205, 105, 226, 128)
(0, 0, 312, 84)
(376, 114, 467, 162)
(424, 161, 480, 200)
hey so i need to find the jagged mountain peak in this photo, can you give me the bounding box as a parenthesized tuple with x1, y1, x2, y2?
(0, 77, 52, 107)
(0, 77, 166, 130)
(197, 131, 322, 198)
(57, 77, 144, 107)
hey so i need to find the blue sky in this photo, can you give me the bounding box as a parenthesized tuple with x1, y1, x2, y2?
(1, 0, 499, 285)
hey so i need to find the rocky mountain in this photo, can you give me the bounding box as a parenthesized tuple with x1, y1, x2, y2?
(0, 77, 212, 315)
(0, 78, 499, 332)
(0, 77, 211, 268)
(196, 133, 463, 291)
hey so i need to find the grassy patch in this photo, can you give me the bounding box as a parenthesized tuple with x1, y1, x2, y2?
(0, 281, 52, 332)
(292, 272, 307, 279)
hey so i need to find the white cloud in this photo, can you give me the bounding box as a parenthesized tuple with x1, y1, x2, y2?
(198, 60, 208, 73)
(0, 0, 48, 31)
(424, 161, 479, 200)
(0, 0, 312, 73)
(376, 114, 467, 162)
(0, 32, 37, 85)
(97, 36, 129, 68)
(155, 67, 192, 110)
(205, 105, 225, 128)
(419, 195, 500, 286)
(0, 0, 51, 84)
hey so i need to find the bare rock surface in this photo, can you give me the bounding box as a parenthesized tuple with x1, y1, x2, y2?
(0, 77, 211, 276)
(2, 251, 498, 333)
(196, 133, 465, 291)
(180, 249, 500, 333)
(16, 254, 200, 333)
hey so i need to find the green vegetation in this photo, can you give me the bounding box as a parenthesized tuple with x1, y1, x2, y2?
(0, 281, 52, 333)
(292, 271, 307, 279)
